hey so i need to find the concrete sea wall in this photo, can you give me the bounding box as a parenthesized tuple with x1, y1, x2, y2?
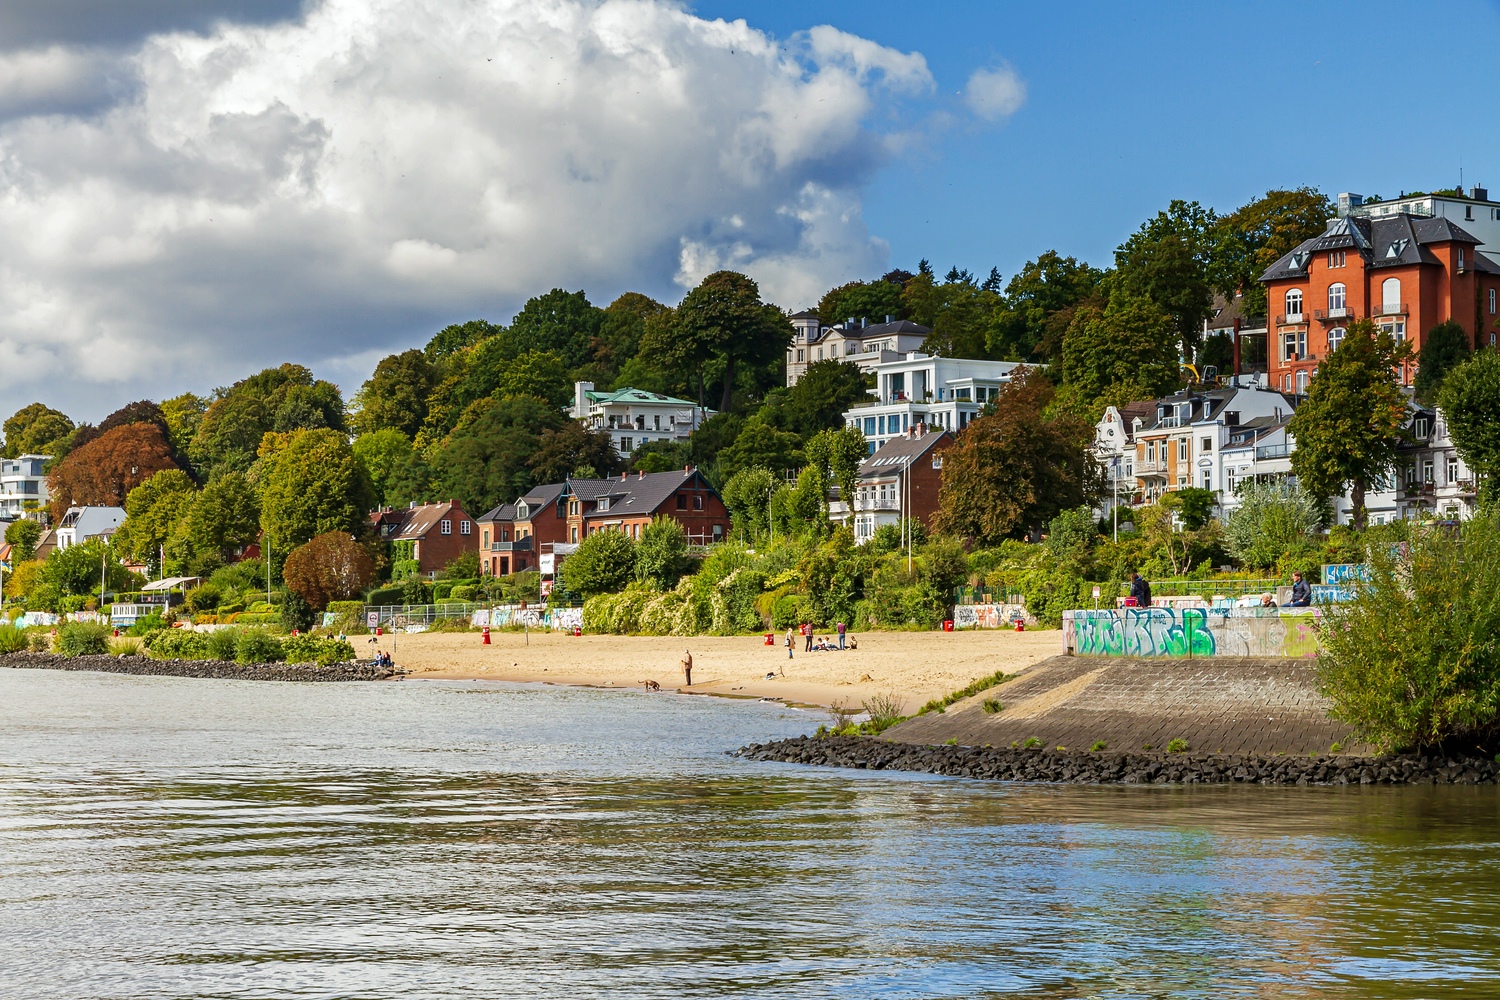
(1063, 607, 1322, 659)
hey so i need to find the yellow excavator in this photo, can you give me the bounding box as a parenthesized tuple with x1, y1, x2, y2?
(1181, 364, 1221, 388)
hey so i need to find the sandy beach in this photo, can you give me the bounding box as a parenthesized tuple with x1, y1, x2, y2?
(364, 627, 1063, 710)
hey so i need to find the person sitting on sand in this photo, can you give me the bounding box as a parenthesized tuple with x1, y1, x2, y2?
(847, 636, 858, 650)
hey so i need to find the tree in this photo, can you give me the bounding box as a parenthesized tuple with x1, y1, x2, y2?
(119, 468, 196, 566)
(635, 516, 688, 589)
(428, 396, 566, 515)
(670, 271, 793, 412)
(282, 531, 376, 611)
(783, 360, 869, 436)
(1060, 293, 1181, 402)
(560, 529, 635, 598)
(180, 472, 261, 567)
(987, 251, 1102, 361)
(426, 319, 501, 359)
(3, 403, 73, 458)
(508, 288, 604, 368)
(1112, 199, 1217, 359)
(817, 278, 906, 328)
(258, 429, 374, 562)
(721, 466, 777, 540)
(581, 293, 665, 385)
(47, 422, 178, 520)
(160, 393, 207, 463)
(1223, 480, 1320, 570)
(1209, 188, 1332, 317)
(353, 429, 415, 508)
(1288, 321, 1411, 529)
(934, 368, 1099, 544)
(527, 419, 624, 485)
(192, 364, 345, 475)
(38, 537, 135, 596)
(4, 519, 41, 562)
(497, 350, 572, 408)
(716, 412, 803, 481)
(1414, 319, 1471, 404)
(804, 426, 866, 508)
(1437, 349, 1500, 505)
(902, 269, 1000, 359)
(352, 349, 436, 437)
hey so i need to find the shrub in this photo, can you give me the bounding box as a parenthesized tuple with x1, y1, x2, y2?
(126, 613, 167, 637)
(561, 529, 636, 599)
(184, 584, 222, 613)
(108, 636, 143, 656)
(280, 589, 316, 633)
(144, 628, 213, 660)
(1318, 514, 1500, 752)
(206, 628, 241, 661)
(282, 634, 355, 666)
(55, 622, 111, 657)
(27, 628, 52, 652)
(283, 531, 376, 611)
(433, 582, 454, 600)
(0, 624, 28, 655)
(450, 585, 476, 601)
(635, 516, 689, 590)
(861, 692, 906, 734)
(771, 593, 805, 630)
(982, 698, 1003, 714)
(365, 586, 404, 607)
(1166, 738, 1189, 753)
(235, 630, 285, 664)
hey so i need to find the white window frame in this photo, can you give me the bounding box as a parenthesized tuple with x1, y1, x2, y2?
(460, 520, 471, 535)
(1328, 326, 1346, 352)
(1328, 283, 1347, 312)
(1285, 289, 1303, 318)
(440, 519, 452, 535)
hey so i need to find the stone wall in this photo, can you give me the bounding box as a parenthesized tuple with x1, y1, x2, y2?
(0, 653, 393, 682)
(1063, 607, 1322, 658)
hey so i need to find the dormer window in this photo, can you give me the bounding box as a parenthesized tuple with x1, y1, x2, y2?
(1327, 251, 1346, 268)
(1385, 238, 1408, 259)
(598, 498, 609, 512)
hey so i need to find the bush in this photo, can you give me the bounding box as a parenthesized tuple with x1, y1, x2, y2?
(1319, 514, 1500, 753)
(561, 529, 636, 599)
(184, 585, 222, 613)
(144, 628, 213, 660)
(636, 516, 689, 589)
(236, 630, 285, 664)
(771, 593, 805, 630)
(450, 585, 476, 601)
(206, 628, 241, 661)
(0, 624, 28, 655)
(27, 628, 52, 652)
(55, 621, 111, 657)
(126, 613, 167, 637)
(365, 586, 404, 607)
(108, 636, 143, 657)
(282, 634, 355, 666)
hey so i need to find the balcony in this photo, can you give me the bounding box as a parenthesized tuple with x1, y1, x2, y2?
(1372, 302, 1408, 317)
(1314, 307, 1354, 322)
(488, 537, 533, 553)
(1255, 444, 1291, 460)
(1136, 459, 1167, 475)
(1276, 313, 1306, 326)
(854, 496, 900, 512)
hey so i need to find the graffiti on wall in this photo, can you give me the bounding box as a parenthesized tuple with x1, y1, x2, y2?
(953, 604, 1028, 628)
(472, 606, 583, 631)
(1065, 607, 1321, 658)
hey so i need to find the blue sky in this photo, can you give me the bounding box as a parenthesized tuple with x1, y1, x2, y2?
(695, 0, 1500, 279)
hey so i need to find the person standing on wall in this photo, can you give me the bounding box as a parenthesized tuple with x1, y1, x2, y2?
(1129, 572, 1152, 608)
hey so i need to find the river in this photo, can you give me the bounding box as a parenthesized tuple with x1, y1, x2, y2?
(1, 668, 1497, 999)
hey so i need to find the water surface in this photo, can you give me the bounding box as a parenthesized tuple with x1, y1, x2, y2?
(1, 669, 1497, 999)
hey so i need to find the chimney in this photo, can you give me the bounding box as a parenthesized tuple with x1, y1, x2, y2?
(621, 471, 627, 481)
(846, 317, 855, 328)
(409, 501, 417, 509)
(573, 380, 594, 417)
(1470, 186, 1489, 201)
(637, 469, 644, 479)
(885, 315, 893, 323)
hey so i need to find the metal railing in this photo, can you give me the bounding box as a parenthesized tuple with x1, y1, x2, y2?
(1276, 313, 1305, 326)
(1255, 444, 1291, 460)
(1314, 307, 1353, 321)
(1372, 302, 1408, 317)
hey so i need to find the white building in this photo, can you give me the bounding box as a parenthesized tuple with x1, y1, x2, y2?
(0, 454, 49, 520)
(570, 383, 713, 460)
(54, 506, 125, 550)
(1343, 186, 1500, 258)
(787, 313, 931, 386)
(843, 354, 1029, 453)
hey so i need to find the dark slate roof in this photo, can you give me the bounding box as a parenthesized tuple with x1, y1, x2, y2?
(858, 430, 952, 479)
(788, 309, 819, 319)
(1116, 400, 1156, 435)
(1476, 251, 1500, 275)
(580, 469, 713, 520)
(519, 482, 568, 507)
(1262, 214, 1487, 280)
(566, 478, 620, 502)
(477, 503, 517, 523)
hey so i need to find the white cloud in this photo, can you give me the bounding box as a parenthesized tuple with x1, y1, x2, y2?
(964, 64, 1026, 122)
(0, 0, 932, 418)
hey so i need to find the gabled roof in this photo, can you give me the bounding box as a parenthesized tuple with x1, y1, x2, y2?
(583, 387, 698, 407)
(1262, 213, 1488, 281)
(477, 503, 517, 523)
(373, 500, 466, 541)
(580, 469, 714, 520)
(857, 430, 952, 479)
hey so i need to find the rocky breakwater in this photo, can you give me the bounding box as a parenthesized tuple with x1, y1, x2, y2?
(0, 652, 395, 682)
(736, 735, 1500, 786)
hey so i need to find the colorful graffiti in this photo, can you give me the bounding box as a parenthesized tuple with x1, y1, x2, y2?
(1065, 607, 1322, 658)
(953, 604, 1029, 628)
(471, 606, 583, 631)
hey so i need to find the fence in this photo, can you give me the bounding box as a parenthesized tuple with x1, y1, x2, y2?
(1063, 607, 1322, 659)
(363, 603, 584, 632)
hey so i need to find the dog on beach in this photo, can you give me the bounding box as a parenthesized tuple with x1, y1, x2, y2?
(642, 679, 661, 692)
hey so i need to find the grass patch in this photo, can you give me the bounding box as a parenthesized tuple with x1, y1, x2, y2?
(916, 669, 1012, 716)
(1090, 740, 1108, 752)
(1166, 738, 1189, 753)
(981, 697, 1003, 715)
(107, 636, 143, 657)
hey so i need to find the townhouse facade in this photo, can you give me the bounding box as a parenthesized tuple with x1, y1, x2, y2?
(786, 313, 931, 386)
(0, 454, 50, 521)
(369, 500, 477, 579)
(54, 506, 125, 550)
(1261, 213, 1500, 394)
(570, 382, 712, 460)
(1343, 186, 1500, 258)
(833, 427, 953, 544)
(843, 354, 1027, 453)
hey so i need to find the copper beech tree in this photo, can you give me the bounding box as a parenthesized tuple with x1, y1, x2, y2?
(933, 368, 1099, 545)
(46, 422, 178, 521)
(282, 531, 375, 611)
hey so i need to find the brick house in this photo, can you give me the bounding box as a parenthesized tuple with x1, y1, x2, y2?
(844, 427, 953, 544)
(475, 483, 569, 577)
(369, 500, 477, 579)
(563, 468, 728, 544)
(1261, 213, 1500, 393)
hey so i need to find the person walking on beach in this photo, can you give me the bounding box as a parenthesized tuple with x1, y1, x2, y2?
(681, 649, 693, 687)
(836, 621, 846, 649)
(1129, 571, 1152, 608)
(802, 621, 812, 653)
(785, 627, 795, 659)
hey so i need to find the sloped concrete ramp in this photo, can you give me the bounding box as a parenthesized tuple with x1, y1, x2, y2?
(885, 655, 1367, 756)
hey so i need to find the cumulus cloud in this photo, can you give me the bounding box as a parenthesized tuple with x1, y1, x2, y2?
(964, 64, 1026, 122)
(0, 0, 932, 418)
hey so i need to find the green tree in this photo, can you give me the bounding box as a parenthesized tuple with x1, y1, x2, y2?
(192, 364, 344, 475)
(1208, 187, 1333, 317)
(3, 403, 73, 458)
(159, 393, 207, 464)
(4, 518, 42, 562)
(119, 468, 197, 566)
(258, 429, 374, 563)
(635, 516, 688, 589)
(497, 350, 572, 408)
(352, 429, 414, 508)
(716, 412, 803, 480)
(527, 419, 624, 485)
(428, 396, 566, 515)
(987, 251, 1103, 361)
(784, 360, 869, 436)
(1414, 319, 1471, 404)
(425, 319, 501, 359)
(1437, 348, 1500, 505)
(508, 288, 604, 368)
(582, 293, 666, 385)
(180, 472, 261, 568)
(668, 271, 793, 412)
(1222, 480, 1320, 570)
(1060, 293, 1181, 402)
(352, 349, 436, 437)
(1112, 199, 1217, 359)
(804, 426, 867, 508)
(902, 269, 1000, 359)
(817, 278, 906, 328)
(1288, 321, 1410, 529)
(560, 529, 636, 598)
(720, 466, 777, 540)
(934, 368, 1099, 544)
(1173, 487, 1217, 530)
(39, 537, 134, 596)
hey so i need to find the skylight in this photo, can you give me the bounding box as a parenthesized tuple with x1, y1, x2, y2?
(1386, 239, 1408, 259)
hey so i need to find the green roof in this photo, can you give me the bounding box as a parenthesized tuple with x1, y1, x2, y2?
(585, 387, 700, 407)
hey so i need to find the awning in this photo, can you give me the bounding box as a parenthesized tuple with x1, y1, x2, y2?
(141, 576, 202, 591)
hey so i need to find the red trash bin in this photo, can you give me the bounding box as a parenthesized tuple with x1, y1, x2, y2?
(764, 633, 775, 645)
(943, 620, 954, 632)
(482, 626, 491, 645)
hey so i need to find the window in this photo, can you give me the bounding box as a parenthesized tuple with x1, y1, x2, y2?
(1378, 318, 1406, 341)
(1283, 330, 1306, 360)
(1423, 459, 1435, 484)
(676, 494, 687, 509)
(1178, 438, 1189, 462)
(693, 494, 704, 510)
(440, 519, 452, 535)
(816, 347, 823, 360)
(1200, 436, 1212, 453)
(1467, 205, 1474, 221)
(1447, 455, 1459, 483)
(620, 436, 633, 452)
(1202, 469, 1212, 490)
(1458, 248, 1466, 270)
(570, 527, 579, 542)
(1414, 416, 1430, 438)
(863, 416, 876, 435)
(795, 349, 804, 362)
(1491, 288, 1497, 315)
(482, 530, 490, 546)
(653, 415, 661, 430)
(460, 521, 471, 535)
(1146, 441, 1156, 464)
(1327, 251, 1345, 268)
(1328, 283, 1346, 312)
(597, 498, 609, 512)
(1285, 289, 1303, 318)
(1381, 278, 1401, 312)
(1328, 326, 1346, 352)
(931, 455, 943, 470)
(1296, 371, 1309, 393)
(635, 415, 645, 430)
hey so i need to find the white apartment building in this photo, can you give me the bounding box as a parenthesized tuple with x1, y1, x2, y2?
(1342, 186, 1500, 257)
(570, 383, 713, 460)
(843, 354, 1028, 453)
(54, 506, 125, 550)
(0, 454, 49, 520)
(786, 313, 931, 386)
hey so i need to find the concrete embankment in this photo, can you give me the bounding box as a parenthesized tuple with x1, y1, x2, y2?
(736, 735, 1500, 786)
(0, 652, 393, 682)
(887, 654, 1364, 756)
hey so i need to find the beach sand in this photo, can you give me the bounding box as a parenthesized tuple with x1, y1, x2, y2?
(364, 627, 1064, 710)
